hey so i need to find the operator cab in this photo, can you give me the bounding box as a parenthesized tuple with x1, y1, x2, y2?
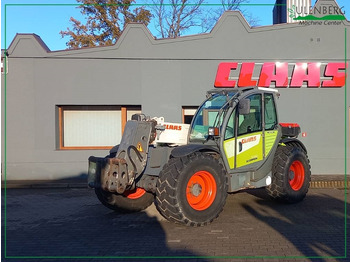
(189, 87, 280, 173)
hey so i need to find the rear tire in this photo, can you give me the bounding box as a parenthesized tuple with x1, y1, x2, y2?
(266, 142, 311, 203)
(156, 153, 227, 226)
(95, 187, 154, 212)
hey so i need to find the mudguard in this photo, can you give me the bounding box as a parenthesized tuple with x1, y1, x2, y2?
(280, 138, 307, 153)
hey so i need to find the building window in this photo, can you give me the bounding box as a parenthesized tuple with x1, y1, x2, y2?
(182, 107, 198, 124)
(58, 105, 141, 150)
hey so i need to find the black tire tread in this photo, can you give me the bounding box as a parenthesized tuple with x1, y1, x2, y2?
(266, 142, 311, 203)
(156, 152, 227, 227)
(95, 187, 154, 213)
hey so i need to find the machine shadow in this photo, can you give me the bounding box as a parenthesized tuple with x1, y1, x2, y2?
(242, 188, 349, 261)
(2, 188, 213, 262)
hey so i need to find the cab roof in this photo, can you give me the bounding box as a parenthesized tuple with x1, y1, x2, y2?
(207, 87, 278, 96)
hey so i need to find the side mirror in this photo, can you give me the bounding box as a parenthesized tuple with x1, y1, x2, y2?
(238, 99, 250, 115)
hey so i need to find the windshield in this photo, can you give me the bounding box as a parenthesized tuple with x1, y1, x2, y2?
(189, 92, 236, 142)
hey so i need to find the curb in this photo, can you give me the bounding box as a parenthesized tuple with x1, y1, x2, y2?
(1, 181, 87, 189)
(310, 180, 349, 189)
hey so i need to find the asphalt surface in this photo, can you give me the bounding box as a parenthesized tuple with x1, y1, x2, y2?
(1, 187, 349, 262)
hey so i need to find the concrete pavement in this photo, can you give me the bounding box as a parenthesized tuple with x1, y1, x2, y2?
(1, 187, 349, 262)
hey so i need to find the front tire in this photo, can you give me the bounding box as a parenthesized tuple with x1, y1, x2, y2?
(95, 187, 154, 212)
(266, 142, 311, 203)
(156, 153, 227, 226)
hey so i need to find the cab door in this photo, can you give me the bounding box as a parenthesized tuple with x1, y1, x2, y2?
(223, 93, 264, 169)
(264, 92, 279, 158)
(236, 94, 264, 169)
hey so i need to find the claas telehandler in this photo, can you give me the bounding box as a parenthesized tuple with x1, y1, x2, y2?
(88, 86, 310, 226)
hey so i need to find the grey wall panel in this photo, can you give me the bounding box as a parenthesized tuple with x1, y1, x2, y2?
(277, 88, 347, 175)
(140, 61, 181, 121)
(34, 59, 142, 105)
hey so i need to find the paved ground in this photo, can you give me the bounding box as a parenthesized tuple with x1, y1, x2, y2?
(1, 187, 349, 262)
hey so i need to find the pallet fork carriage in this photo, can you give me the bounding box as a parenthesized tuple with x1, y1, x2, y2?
(88, 87, 311, 226)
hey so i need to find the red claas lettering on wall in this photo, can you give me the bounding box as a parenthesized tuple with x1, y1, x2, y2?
(214, 62, 348, 88)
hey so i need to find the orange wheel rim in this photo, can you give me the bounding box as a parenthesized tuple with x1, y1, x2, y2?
(186, 171, 217, 211)
(123, 188, 146, 199)
(289, 160, 305, 191)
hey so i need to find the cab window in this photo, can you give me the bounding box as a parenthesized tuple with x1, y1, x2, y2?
(238, 94, 262, 136)
(190, 92, 235, 141)
(224, 109, 236, 140)
(264, 93, 277, 130)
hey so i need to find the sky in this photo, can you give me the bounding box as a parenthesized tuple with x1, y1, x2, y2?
(1, 0, 349, 51)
